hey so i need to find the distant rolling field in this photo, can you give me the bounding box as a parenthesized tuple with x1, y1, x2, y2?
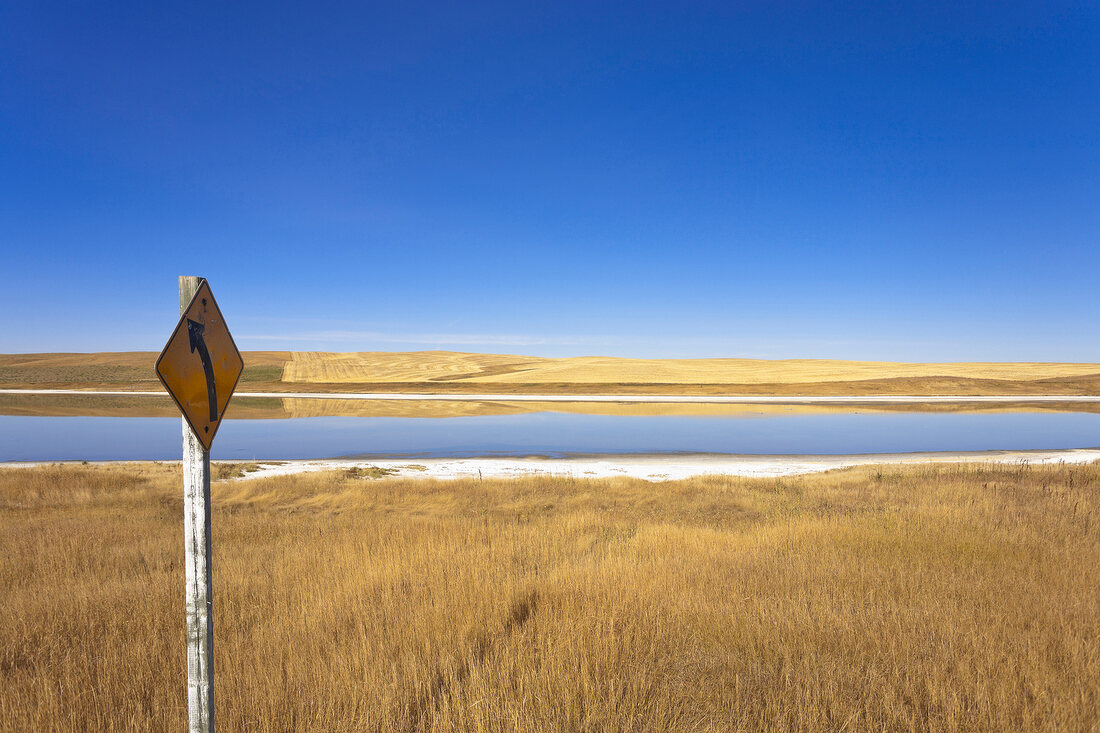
(1, 350, 1099, 396)
(0, 351, 290, 390)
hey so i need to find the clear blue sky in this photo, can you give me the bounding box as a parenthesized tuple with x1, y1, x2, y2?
(2, 1, 1097, 360)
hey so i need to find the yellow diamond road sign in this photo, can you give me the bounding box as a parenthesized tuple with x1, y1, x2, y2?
(155, 279, 243, 451)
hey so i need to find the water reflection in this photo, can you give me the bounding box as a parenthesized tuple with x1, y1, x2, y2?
(2, 393, 1099, 419)
(2, 410, 1099, 462)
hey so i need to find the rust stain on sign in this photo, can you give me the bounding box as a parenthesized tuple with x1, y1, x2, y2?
(155, 279, 243, 450)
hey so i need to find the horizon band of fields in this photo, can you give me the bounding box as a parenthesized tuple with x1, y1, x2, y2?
(3, 350, 1100, 396)
(3, 350, 1100, 467)
(3, 347, 1099, 476)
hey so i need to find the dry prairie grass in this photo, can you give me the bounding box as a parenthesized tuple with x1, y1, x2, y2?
(2, 462, 1098, 731)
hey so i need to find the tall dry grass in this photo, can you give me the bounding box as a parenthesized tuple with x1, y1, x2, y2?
(1, 462, 1098, 731)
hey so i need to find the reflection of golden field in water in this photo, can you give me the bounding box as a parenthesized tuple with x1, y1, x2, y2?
(3, 462, 1097, 730)
(279, 397, 528, 418)
(276, 398, 1100, 419)
(3, 393, 1100, 419)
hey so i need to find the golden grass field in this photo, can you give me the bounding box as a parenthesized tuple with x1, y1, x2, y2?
(2, 350, 1100, 396)
(2, 462, 1097, 731)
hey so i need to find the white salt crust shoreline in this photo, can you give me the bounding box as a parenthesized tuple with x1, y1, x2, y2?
(6, 449, 1099, 482)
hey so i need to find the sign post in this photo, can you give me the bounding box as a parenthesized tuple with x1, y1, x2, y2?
(156, 276, 244, 733)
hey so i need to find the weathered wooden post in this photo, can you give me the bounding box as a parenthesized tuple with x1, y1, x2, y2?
(180, 275, 215, 733)
(155, 276, 244, 733)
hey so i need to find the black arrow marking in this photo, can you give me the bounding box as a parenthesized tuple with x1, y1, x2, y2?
(187, 318, 218, 423)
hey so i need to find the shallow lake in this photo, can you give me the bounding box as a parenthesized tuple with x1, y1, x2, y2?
(2, 407, 1100, 461)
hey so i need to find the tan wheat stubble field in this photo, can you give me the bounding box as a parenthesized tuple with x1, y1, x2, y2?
(4, 350, 1100, 396)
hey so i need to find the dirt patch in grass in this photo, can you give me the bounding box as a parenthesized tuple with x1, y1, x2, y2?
(342, 465, 399, 479)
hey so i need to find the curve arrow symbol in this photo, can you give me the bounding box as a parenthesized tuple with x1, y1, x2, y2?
(187, 318, 219, 422)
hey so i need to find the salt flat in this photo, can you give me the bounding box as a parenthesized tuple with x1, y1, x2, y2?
(213, 448, 1100, 482)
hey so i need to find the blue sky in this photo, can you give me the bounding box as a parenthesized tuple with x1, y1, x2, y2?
(2, 1, 1097, 360)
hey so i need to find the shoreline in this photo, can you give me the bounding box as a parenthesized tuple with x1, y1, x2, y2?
(3, 388, 1100, 404)
(5, 448, 1099, 482)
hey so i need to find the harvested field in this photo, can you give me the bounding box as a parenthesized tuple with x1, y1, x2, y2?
(0, 352, 291, 391)
(3, 350, 1099, 396)
(283, 351, 1100, 385)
